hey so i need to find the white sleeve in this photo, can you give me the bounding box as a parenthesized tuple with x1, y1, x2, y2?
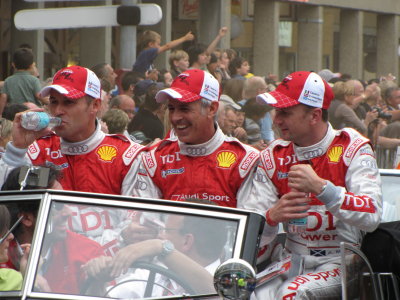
(316, 143, 382, 232)
(122, 152, 162, 199)
(238, 162, 279, 245)
(0, 142, 32, 189)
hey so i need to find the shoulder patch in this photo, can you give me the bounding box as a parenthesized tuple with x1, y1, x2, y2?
(27, 141, 40, 160)
(238, 146, 259, 178)
(260, 139, 290, 178)
(222, 139, 260, 178)
(339, 128, 370, 166)
(260, 147, 277, 179)
(142, 148, 158, 177)
(123, 142, 145, 166)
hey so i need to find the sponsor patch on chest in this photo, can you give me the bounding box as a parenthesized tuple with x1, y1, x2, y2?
(161, 167, 185, 178)
(216, 151, 237, 168)
(327, 145, 343, 163)
(96, 145, 117, 162)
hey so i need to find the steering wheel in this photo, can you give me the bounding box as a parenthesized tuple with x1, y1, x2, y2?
(83, 261, 196, 298)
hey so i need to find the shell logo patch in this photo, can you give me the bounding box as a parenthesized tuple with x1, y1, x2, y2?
(97, 145, 117, 162)
(217, 151, 237, 168)
(328, 146, 343, 163)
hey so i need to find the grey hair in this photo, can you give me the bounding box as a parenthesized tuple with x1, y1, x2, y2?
(200, 98, 219, 122)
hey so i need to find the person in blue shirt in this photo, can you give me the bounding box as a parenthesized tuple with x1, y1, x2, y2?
(132, 30, 194, 77)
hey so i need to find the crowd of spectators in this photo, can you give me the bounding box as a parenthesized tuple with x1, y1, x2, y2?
(1, 42, 400, 168)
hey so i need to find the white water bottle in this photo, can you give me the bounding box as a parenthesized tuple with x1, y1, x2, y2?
(21, 112, 61, 131)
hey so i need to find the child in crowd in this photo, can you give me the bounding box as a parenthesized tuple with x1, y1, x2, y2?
(169, 50, 190, 78)
(229, 56, 250, 80)
(132, 30, 194, 76)
(0, 48, 48, 115)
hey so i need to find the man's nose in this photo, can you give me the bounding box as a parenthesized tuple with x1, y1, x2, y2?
(52, 105, 64, 116)
(170, 111, 182, 122)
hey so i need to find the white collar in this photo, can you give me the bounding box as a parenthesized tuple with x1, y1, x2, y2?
(294, 123, 336, 161)
(174, 125, 225, 156)
(60, 122, 105, 155)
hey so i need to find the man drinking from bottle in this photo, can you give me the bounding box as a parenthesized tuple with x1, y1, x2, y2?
(0, 65, 143, 195)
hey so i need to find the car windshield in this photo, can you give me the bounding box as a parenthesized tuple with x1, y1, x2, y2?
(0, 190, 264, 300)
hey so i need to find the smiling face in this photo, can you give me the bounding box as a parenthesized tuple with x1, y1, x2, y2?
(48, 90, 100, 142)
(167, 98, 218, 145)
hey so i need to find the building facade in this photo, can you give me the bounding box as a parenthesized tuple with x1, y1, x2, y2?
(1, 0, 400, 81)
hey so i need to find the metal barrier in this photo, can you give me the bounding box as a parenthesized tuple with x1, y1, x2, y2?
(376, 146, 398, 169)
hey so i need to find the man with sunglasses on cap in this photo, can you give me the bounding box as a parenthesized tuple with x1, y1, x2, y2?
(246, 71, 382, 299)
(132, 69, 259, 208)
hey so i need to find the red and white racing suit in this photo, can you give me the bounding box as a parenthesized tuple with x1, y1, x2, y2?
(245, 124, 382, 299)
(133, 126, 259, 208)
(0, 123, 144, 253)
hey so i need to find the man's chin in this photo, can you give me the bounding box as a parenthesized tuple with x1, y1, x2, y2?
(176, 134, 192, 144)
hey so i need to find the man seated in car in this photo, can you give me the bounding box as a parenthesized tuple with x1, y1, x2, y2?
(82, 213, 228, 297)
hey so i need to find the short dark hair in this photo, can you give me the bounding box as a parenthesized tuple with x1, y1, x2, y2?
(180, 216, 226, 261)
(384, 86, 400, 101)
(121, 71, 143, 92)
(3, 104, 28, 121)
(91, 63, 109, 79)
(229, 56, 246, 76)
(13, 48, 34, 70)
(142, 84, 162, 112)
(187, 43, 207, 67)
(242, 97, 270, 119)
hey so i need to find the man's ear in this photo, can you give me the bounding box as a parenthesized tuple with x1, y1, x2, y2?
(209, 101, 219, 118)
(92, 98, 102, 114)
(182, 233, 194, 252)
(309, 108, 322, 124)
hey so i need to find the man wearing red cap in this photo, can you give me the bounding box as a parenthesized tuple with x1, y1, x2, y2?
(248, 71, 382, 299)
(132, 69, 259, 208)
(0, 65, 143, 194)
(0, 66, 144, 254)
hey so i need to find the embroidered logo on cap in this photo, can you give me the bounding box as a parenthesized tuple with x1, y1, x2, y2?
(97, 145, 117, 162)
(217, 151, 237, 168)
(55, 69, 74, 82)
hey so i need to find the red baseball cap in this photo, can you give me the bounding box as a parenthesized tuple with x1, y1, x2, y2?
(155, 69, 220, 103)
(256, 71, 334, 109)
(40, 65, 101, 100)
